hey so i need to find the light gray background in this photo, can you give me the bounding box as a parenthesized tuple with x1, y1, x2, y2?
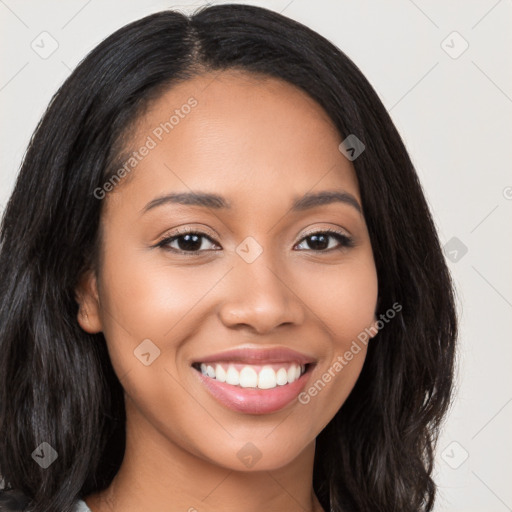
(1, 1, 511, 511)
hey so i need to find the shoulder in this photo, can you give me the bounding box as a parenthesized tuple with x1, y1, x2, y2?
(73, 499, 92, 511)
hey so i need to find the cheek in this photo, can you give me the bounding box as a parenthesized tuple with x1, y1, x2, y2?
(297, 257, 378, 344)
(99, 245, 207, 331)
(96, 246, 230, 372)
(291, 258, 377, 426)
(95, 252, 216, 443)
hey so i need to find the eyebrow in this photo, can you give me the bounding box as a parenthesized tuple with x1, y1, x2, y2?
(142, 190, 362, 215)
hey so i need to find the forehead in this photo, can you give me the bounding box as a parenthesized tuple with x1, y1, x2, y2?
(105, 70, 360, 214)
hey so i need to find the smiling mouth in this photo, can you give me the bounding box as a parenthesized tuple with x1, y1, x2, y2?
(192, 361, 310, 389)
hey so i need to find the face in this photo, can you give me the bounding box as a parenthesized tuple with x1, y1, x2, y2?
(77, 70, 379, 472)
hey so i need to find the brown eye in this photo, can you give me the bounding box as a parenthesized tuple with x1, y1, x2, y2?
(157, 230, 219, 254)
(295, 230, 354, 252)
(156, 228, 354, 255)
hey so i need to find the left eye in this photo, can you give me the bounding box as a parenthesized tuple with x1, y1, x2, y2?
(295, 231, 353, 251)
(157, 229, 354, 254)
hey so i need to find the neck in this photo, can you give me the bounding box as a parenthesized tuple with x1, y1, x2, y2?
(85, 396, 325, 512)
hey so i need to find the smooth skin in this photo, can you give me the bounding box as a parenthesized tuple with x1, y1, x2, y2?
(76, 70, 379, 512)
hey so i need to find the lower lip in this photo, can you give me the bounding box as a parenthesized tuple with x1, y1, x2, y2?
(193, 366, 312, 414)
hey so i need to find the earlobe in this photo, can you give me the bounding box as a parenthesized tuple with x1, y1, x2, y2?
(75, 270, 103, 334)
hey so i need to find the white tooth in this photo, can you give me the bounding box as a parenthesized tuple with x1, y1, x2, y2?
(200, 363, 207, 375)
(287, 365, 297, 383)
(215, 364, 226, 382)
(239, 366, 258, 388)
(294, 364, 302, 380)
(225, 365, 240, 385)
(257, 366, 277, 389)
(276, 367, 288, 386)
(206, 365, 216, 378)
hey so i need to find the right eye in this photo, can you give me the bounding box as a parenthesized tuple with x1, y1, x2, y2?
(156, 229, 220, 255)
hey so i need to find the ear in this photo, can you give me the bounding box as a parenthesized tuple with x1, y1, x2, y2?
(75, 269, 103, 334)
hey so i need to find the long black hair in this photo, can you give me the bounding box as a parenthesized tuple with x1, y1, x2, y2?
(0, 4, 458, 511)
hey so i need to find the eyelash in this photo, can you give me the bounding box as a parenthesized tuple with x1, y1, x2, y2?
(155, 227, 355, 255)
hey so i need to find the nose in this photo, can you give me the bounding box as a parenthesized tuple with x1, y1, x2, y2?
(218, 255, 305, 335)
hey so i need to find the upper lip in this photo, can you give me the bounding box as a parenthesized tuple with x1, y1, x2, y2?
(192, 346, 317, 366)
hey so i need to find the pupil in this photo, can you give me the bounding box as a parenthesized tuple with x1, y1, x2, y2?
(308, 234, 328, 250)
(179, 234, 201, 251)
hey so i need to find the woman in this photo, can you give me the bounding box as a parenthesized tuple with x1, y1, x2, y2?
(0, 4, 457, 511)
